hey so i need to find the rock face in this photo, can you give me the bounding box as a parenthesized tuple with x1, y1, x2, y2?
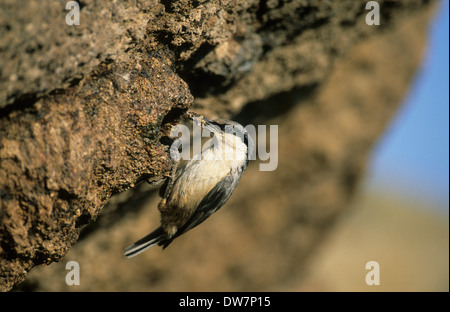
(0, 0, 435, 291)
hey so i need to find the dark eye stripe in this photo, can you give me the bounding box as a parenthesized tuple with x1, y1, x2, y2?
(210, 121, 227, 130)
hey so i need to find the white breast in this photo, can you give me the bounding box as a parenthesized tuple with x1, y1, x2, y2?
(168, 132, 247, 210)
(203, 132, 247, 166)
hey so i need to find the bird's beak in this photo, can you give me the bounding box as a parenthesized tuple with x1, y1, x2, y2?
(201, 116, 214, 125)
(187, 111, 214, 127)
(187, 112, 220, 133)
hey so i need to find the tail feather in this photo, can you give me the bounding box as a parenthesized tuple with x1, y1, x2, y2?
(123, 227, 168, 258)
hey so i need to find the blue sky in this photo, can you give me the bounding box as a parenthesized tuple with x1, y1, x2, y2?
(366, 0, 449, 212)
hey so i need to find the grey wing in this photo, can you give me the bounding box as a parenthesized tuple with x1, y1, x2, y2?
(174, 169, 242, 238)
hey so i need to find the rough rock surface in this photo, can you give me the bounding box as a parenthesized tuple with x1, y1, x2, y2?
(0, 0, 435, 291)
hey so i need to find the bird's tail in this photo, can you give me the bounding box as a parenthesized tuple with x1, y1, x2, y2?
(123, 227, 168, 258)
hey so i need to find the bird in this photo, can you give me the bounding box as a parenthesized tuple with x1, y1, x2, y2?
(123, 113, 251, 257)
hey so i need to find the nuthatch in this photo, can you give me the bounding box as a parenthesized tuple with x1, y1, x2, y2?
(124, 113, 251, 257)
